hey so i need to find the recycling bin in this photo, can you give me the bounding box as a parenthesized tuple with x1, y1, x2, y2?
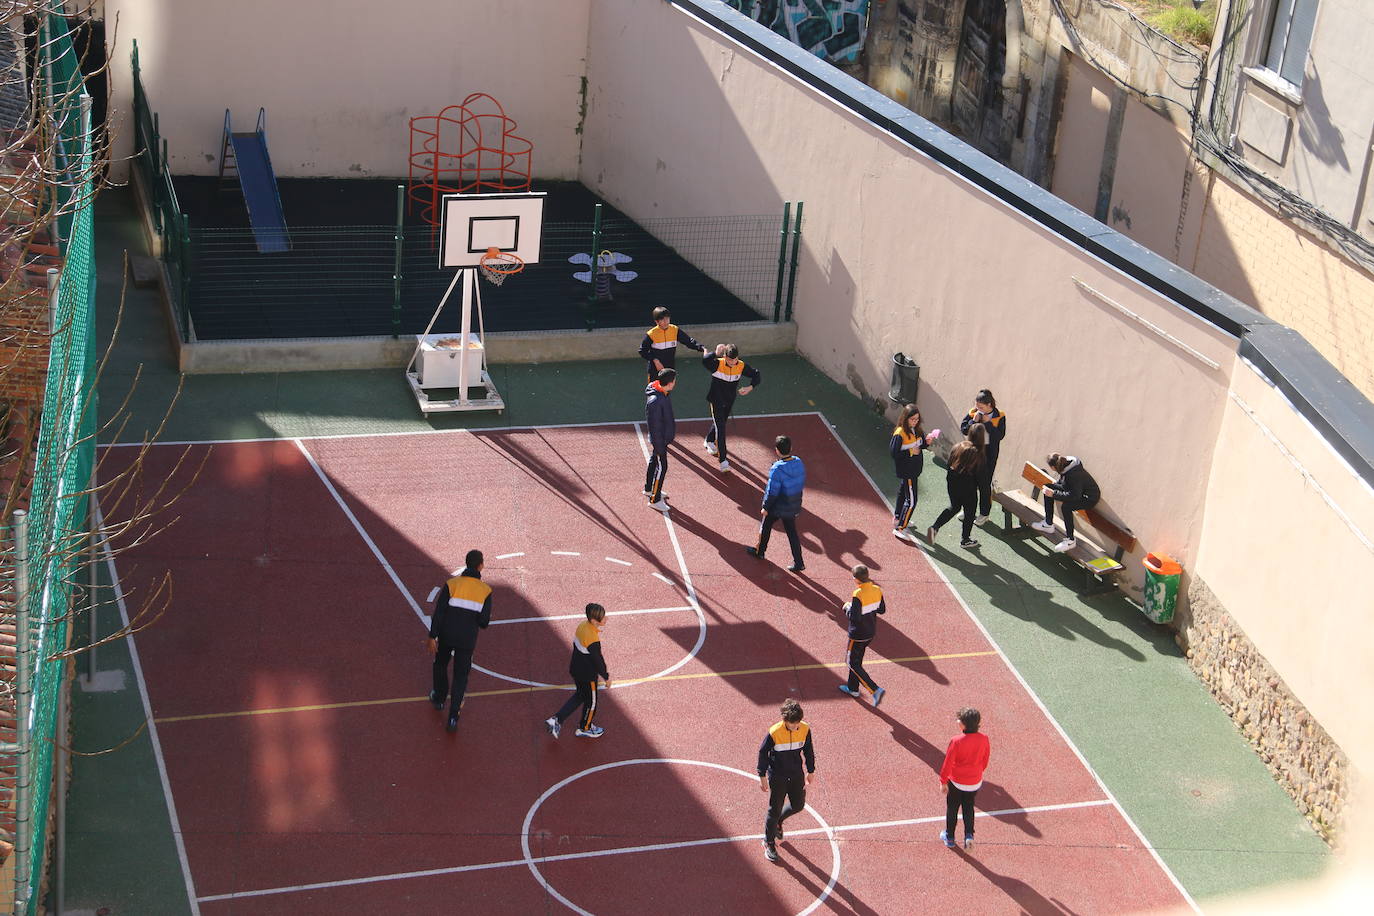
(1142, 552, 1182, 624)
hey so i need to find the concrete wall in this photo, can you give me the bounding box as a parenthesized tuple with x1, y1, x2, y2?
(582, 0, 1238, 594)
(102, 0, 590, 179)
(1231, 0, 1374, 237)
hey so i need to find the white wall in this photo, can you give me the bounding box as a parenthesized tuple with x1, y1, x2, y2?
(1194, 359, 1374, 767)
(103, 0, 591, 178)
(582, 0, 1238, 591)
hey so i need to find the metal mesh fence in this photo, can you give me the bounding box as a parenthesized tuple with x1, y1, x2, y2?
(185, 212, 788, 339)
(2, 7, 97, 914)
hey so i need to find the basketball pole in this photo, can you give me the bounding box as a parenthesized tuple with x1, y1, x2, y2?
(458, 266, 474, 405)
(404, 267, 464, 379)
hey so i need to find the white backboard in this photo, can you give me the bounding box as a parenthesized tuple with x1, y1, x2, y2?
(439, 191, 546, 268)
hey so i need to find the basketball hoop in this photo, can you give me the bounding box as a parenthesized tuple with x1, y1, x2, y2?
(479, 247, 524, 286)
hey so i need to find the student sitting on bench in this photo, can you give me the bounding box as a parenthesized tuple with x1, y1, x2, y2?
(1032, 453, 1100, 553)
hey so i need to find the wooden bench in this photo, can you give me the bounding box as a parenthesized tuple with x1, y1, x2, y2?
(992, 461, 1136, 593)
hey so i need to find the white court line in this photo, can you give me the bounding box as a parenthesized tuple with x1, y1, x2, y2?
(816, 411, 1200, 913)
(94, 501, 203, 916)
(495, 552, 525, 560)
(651, 572, 676, 587)
(100, 410, 825, 448)
(426, 587, 439, 603)
(550, 550, 581, 556)
(197, 797, 1111, 902)
(293, 438, 428, 625)
(605, 556, 632, 566)
(489, 606, 696, 625)
(633, 424, 701, 611)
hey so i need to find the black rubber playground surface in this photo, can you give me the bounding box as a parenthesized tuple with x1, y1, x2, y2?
(172, 177, 771, 339)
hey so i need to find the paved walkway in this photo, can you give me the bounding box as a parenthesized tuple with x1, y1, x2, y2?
(63, 189, 1330, 913)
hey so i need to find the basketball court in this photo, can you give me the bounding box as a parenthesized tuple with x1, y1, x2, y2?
(97, 413, 1196, 914)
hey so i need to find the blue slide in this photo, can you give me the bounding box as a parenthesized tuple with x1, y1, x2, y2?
(222, 108, 290, 253)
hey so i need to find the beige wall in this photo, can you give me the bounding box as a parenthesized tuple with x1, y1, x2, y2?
(1194, 358, 1374, 770)
(104, 0, 590, 179)
(582, 0, 1237, 594)
(1192, 174, 1374, 400)
(1050, 53, 1112, 216)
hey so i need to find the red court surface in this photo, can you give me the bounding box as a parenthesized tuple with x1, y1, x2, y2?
(99, 414, 1193, 914)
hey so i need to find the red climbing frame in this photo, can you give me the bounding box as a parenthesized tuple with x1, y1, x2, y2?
(408, 93, 534, 245)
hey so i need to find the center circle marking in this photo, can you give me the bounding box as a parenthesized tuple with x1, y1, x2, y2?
(470, 557, 706, 690)
(520, 758, 841, 916)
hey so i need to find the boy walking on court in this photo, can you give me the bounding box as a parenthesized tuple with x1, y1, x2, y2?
(644, 368, 677, 512)
(758, 697, 816, 863)
(428, 549, 493, 732)
(837, 565, 886, 707)
(939, 707, 991, 850)
(747, 435, 807, 572)
(639, 306, 705, 382)
(701, 343, 761, 472)
(545, 604, 612, 739)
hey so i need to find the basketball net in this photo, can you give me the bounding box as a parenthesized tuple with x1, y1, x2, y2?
(479, 247, 524, 286)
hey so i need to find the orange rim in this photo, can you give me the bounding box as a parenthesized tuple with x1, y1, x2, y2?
(480, 247, 525, 274)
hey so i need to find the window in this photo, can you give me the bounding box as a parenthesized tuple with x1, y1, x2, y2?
(1262, 0, 1319, 89)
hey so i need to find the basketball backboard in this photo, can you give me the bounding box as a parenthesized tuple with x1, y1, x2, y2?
(439, 191, 546, 268)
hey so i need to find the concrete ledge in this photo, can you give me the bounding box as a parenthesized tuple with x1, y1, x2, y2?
(178, 320, 797, 374)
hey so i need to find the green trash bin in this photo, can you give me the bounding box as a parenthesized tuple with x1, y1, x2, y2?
(1142, 552, 1181, 624)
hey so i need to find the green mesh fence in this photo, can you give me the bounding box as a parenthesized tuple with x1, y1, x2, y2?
(3, 7, 98, 914)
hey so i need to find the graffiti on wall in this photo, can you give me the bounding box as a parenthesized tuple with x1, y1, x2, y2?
(725, 0, 871, 64)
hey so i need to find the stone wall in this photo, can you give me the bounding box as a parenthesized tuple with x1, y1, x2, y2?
(1178, 578, 1349, 843)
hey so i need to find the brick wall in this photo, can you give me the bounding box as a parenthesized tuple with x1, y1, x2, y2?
(0, 284, 50, 407)
(1178, 578, 1349, 843)
(1192, 174, 1374, 400)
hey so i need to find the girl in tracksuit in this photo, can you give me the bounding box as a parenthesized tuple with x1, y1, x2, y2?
(1033, 453, 1101, 552)
(927, 425, 987, 549)
(890, 404, 938, 540)
(960, 389, 1006, 526)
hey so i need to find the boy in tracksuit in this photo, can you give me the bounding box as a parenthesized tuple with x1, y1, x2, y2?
(428, 549, 493, 732)
(639, 306, 705, 382)
(757, 697, 815, 863)
(747, 435, 806, 572)
(837, 565, 886, 707)
(644, 368, 677, 512)
(545, 603, 611, 739)
(701, 343, 761, 472)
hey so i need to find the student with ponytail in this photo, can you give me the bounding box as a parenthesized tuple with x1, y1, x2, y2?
(889, 404, 939, 542)
(960, 389, 1006, 527)
(927, 425, 987, 550)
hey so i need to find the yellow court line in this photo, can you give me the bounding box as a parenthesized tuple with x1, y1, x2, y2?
(154, 650, 998, 724)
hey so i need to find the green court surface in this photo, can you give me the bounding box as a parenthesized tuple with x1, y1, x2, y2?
(63, 189, 1331, 913)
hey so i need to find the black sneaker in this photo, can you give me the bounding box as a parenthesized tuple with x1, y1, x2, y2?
(959, 538, 979, 550)
(762, 840, 780, 863)
(746, 546, 763, 559)
(446, 714, 459, 732)
(787, 563, 806, 573)
(428, 691, 444, 710)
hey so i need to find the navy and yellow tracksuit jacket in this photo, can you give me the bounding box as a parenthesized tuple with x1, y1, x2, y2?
(757, 720, 815, 780)
(847, 581, 886, 641)
(569, 620, 609, 682)
(429, 569, 493, 649)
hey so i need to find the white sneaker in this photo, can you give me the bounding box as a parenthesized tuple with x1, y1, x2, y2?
(648, 499, 671, 512)
(893, 528, 916, 542)
(718, 460, 731, 472)
(973, 514, 989, 527)
(1031, 520, 1055, 534)
(545, 716, 560, 739)
(704, 440, 718, 456)
(1053, 538, 1076, 553)
(575, 725, 605, 738)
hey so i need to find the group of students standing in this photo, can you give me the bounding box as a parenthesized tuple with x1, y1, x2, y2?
(889, 390, 1101, 554)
